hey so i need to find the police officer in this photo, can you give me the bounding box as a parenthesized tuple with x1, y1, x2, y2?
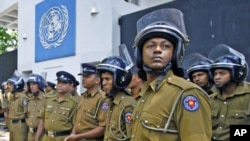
(26, 74, 46, 141)
(35, 71, 79, 141)
(127, 66, 144, 100)
(44, 81, 57, 98)
(183, 53, 216, 95)
(64, 63, 109, 141)
(7, 74, 28, 141)
(130, 8, 211, 141)
(209, 44, 250, 141)
(97, 56, 137, 141)
(70, 79, 80, 98)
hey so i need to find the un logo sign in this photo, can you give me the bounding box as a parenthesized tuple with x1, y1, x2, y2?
(39, 5, 69, 49)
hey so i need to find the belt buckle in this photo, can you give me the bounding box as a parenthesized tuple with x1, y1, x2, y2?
(29, 127, 34, 133)
(48, 131, 55, 137)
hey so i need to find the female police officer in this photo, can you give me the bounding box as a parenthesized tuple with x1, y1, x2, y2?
(130, 8, 212, 141)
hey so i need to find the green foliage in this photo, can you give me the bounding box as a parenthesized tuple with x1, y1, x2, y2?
(0, 27, 18, 54)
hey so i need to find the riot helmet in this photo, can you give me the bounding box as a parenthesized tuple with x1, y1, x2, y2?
(97, 56, 132, 89)
(209, 44, 248, 83)
(133, 8, 189, 76)
(182, 53, 213, 82)
(27, 74, 46, 92)
(7, 75, 25, 92)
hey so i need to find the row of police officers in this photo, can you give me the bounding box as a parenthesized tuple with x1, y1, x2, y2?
(1, 8, 250, 141)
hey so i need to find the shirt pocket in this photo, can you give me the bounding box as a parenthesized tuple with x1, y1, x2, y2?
(227, 110, 250, 124)
(45, 105, 53, 119)
(140, 112, 165, 129)
(58, 107, 71, 121)
(211, 109, 219, 126)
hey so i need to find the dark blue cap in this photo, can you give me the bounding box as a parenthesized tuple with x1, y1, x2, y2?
(56, 71, 75, 83)
(78, 63, 98, 75)
(46, 81, 56, 89)
(73, 80, 80, 87)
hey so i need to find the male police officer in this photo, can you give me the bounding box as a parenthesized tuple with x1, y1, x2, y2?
(44, 81, 56, 98)
(183, 53, 216, 95)
(97, 56, 136, 141)
(7, 74, 28, 141)
(209, 44, 250, 141)
(35, 71, 79, 141)
(65, 63, 109, 141)
(26, 74, 46, 141)
(130, 8, 211, 141)
(70, 79, 80, 98)
(127, 66, 144, 100)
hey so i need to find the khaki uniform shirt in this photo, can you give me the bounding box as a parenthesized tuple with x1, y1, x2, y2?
(104, 91, 136, 141)
(39, 92, 78, 132)
(74, 89, 109, 134)
(130, 70, 212, 141)
(0, 90, 8, 108)
(9, 92, 28, 120)
(211, 81, 250, 141)
(26, 92, 45, 128)
(44, 90, 56, 99)
(9, 92, 29, 141)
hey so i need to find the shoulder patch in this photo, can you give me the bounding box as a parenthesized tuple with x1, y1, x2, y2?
(183, 95, 199, 112)
(101, 102, 109, 111)
(22, 99, 28, 106)
(124, 112, 132, 124)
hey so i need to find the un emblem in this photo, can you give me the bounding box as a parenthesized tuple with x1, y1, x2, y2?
(39, 5, 69, 49)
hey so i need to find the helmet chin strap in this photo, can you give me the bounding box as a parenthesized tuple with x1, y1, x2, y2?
(143, 62, 172, 90)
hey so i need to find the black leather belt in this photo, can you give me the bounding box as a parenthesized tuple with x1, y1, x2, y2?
(45, 130, 71, 137)
(11, 119, 25, 124)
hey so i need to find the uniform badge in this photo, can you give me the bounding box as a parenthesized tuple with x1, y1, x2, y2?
(183, 95, 199, 112)
(124, 112, 132, 124)
(101, 102, 109, 110)
(22, 99, 28, 106)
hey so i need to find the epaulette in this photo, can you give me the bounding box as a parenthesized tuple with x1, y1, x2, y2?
(167, 75, 209, 99)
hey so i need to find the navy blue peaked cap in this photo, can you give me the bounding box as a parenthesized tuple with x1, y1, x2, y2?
(56, 71, 75, 83)
(78, 63, 98, 75)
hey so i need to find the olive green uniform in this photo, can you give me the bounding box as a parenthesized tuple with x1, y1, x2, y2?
(104, 91, 136, 141)
(211, 81, 250, 141)
(74, 89, 109, 140)
(44, 90, 56, 99)
(131, 70, 212, 141)
(39, 92, 78, 141)
(26, 92, 45, 141)
(9, 92, 28, 141)
(0, 90, 8, 108)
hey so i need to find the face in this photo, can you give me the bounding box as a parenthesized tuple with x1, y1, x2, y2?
(192, 71, 209, 87)
(7, 83, 14, 92)
(101, 72, 113, 94)
(44, 86, 52, 93)
(142, 37, 174, 70)
(82, 74, 100, 89)
(213, 69, 231, 88)
(127, 73, 140, 89)
(56, 81, 73, 94)
(29, 82, 39, 93)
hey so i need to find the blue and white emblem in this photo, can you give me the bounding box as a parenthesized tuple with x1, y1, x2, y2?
(39, 5, 69, 49)
(183, 95, 200, 111)
(101, 102, 109, 111)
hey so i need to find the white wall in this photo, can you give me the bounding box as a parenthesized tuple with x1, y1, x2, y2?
(17, 0, 140, 93)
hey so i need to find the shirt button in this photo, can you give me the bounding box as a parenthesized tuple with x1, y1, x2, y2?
(235, 113, 239, 116)
(219, 126, 222, 129)
(221, 115, 224, 118)
(224, 101, 227, 104)
(131, 134, 134, 138)
(141, 99, 144, 103)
